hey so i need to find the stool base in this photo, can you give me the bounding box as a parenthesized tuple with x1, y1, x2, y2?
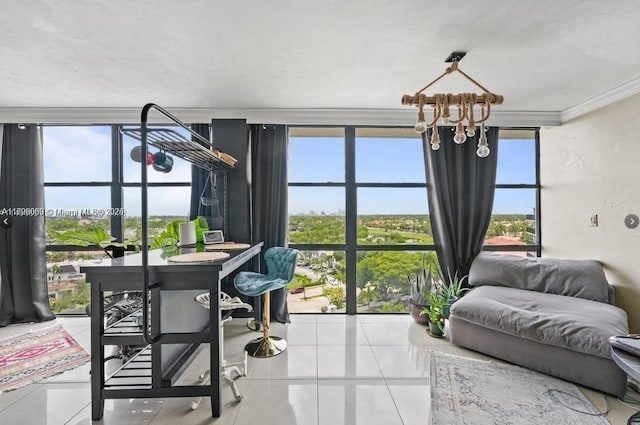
(245, 336, 287, 358)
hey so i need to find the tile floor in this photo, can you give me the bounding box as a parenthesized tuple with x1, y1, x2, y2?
(0, 314, 637, 424)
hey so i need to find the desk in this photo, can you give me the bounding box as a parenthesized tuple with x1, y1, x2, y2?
(81, 242, 262, 420)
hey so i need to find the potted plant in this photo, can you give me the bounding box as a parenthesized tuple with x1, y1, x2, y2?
(407, 257, 434, 325)
(423, 289, 448, 337)
(441, 270, 471, 319)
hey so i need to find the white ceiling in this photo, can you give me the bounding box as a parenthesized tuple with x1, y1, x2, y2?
(2, 0, 640, 125)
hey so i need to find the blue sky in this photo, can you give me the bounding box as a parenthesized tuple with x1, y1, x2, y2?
(42, 127, 536, 217)
(43, 126, 193, 217)
(288, 135, 536, 215)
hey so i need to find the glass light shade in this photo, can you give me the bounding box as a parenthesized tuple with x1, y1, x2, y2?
(466, 128, 476, 137)
(431, 142, 441, 151)
(453, 132, 467, 144)
(414, 121, 427, 134)
(476, 132, 489, 157)
(476, 145, 490, 157)
(430, 128, 440, 145)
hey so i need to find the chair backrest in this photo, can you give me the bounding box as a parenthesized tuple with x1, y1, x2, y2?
(264, 247, 298, 283)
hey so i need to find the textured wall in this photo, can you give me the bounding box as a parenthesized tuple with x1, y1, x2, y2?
(541, 93, 640, 331)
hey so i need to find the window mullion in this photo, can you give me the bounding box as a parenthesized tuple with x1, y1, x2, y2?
(111, 125, 124, 242)
(345, 127, 357, 315)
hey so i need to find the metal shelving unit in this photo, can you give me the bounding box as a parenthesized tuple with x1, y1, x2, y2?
(86, 104, 241, 420)
(121, 127, 233, 172)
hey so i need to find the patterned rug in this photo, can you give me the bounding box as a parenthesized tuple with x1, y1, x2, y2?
(0, 324, 90, 392)
(430, 352, 610, 425)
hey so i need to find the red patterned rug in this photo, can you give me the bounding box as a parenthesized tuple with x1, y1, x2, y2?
(0, 324, 90, 392)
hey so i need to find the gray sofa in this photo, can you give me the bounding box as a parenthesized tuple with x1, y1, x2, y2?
(448, 252, 629, 397)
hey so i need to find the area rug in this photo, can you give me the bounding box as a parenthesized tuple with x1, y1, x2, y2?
(0, 324, 90, 392)
(430, 352, 610, 425)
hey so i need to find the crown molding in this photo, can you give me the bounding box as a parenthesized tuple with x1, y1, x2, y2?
(0, 107, 560, 127)
(561, 78, 640, 123)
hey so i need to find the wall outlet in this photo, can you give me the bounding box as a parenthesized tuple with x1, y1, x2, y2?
(590, 214, 598, 227)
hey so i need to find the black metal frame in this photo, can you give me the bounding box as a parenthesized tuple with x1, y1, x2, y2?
(83, 104, 240, 421)
(288, 126, 541, 314)
(138, 103, 233, 345)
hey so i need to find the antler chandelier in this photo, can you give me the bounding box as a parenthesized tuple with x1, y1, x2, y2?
(401, 53, 503, 157)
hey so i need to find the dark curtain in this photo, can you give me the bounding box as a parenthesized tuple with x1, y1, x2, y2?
(0, 124, 55, 326)
(250, 124, 290, 323)
(423, 126, 499, 282)
(189, 124, 212, 221)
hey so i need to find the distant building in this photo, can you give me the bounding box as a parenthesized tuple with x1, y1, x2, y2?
(485, 236, 524, 245)
(59, 264, 77, 274)
(484, 236, 528, 257)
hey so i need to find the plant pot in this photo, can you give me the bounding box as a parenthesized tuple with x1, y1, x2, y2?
(442, 297, 458, 319)
(428, 321, 444, 338)
(409, 302, 429, 326)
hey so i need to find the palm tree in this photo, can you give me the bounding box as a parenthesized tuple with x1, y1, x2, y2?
(316, 274, 329, 287)
(358, 282, 379, 311)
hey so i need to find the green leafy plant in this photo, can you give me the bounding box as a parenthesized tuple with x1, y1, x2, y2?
(442, 269, 471, 301)
(150, 217, 210, 250)
(54, 228, 117, 248)
(149, 220, 181, 249)
(378, 302, 409, 313)
(323, 286, 345, 310)
(407, 254, 435, 307)
(53, 228, 136, 258)
(193, 216, 209, 242)
(422, 290, 448, 333)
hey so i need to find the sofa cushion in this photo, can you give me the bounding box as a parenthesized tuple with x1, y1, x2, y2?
(450, 286, 628, 359)
(469, 252, 610, 303)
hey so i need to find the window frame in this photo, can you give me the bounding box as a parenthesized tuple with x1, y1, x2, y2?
(288, 126, 541, 314)
(44, 124, 192, 249)
(43, 124, 192, 315)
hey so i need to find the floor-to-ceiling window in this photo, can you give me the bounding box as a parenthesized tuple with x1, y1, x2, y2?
(288, 127, 540, 314)
(43, 125, 191, 314)
(485, 129, 540, 257)
(288, 128, 347, 313)
(42, 124, 538, 315)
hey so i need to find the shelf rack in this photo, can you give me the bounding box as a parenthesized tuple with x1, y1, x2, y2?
(121, 128, 233, 172)
(135, 103, 234, 346)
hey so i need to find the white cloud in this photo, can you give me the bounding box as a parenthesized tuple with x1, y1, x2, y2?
(43, 126, 194, 217)
(43, 126, 111, 181)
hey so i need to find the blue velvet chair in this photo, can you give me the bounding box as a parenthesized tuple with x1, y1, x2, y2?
(234, 247, 298, 357)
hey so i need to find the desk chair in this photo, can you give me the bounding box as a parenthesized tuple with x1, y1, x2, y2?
(234, 247, 298, 358)
(189, 292, 253, 409)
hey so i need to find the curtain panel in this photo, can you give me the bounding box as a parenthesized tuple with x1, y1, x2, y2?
(423, 126, 499, 282)
(0, 124, 55, 326)
(250, 124, 290, 323)
(189, 123, 290, 323)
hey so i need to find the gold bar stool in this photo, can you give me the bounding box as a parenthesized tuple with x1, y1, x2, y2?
(234, 247, 298, 358)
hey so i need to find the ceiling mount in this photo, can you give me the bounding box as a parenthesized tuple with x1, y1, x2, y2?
(445, 51, 467, 63)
